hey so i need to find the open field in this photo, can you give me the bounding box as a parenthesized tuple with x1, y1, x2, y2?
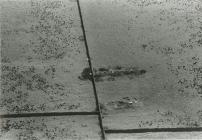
(0, 116, 101, 140)
(0, 0, 95, 114)
(80, 0, 202, 129)
(1, 0, 202, 139)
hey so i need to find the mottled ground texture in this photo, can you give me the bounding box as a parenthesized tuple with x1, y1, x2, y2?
(80, 0, 202, 130)
(0, 0, 96, 114)
(0, 0, 100, 139)
(107, 132, 202, 140)
(0, 116, 101, 140)
(1, 0, 202, 139)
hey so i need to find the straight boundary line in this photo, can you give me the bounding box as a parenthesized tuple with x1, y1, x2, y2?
(0, 111, 99, 118)
(76, 0, 106, 139)
(1, 1, 201, 139)
(105, 127, 202, 133)
(75, 0, 202, 138)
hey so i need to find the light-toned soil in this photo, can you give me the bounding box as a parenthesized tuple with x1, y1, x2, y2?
(1, 0, 202, 139)
(80, 0, 202, 129)
(0, 116, 101, 140)
(107, 132, 202, 140)
(0, 0, 95, 114)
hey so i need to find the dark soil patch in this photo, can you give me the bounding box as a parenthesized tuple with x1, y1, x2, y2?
(79, 66, 147, 82)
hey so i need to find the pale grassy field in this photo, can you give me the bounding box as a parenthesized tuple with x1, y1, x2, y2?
(80, 0, 202, 130)
(0, 0, 100, 139)
(0, 0, 95, 114)
(0, 116, 101, 140)
(1, 0, 202, 139)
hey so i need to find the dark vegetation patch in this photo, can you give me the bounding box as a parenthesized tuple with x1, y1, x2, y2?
(0, 119, 80, 139)
(138, 110, 201, 128)
(0, 65, 65, 113)
(79, 66, 147, 82)
(78, 67, 92, 81)
(167, 55, 202, 96)
(142, 44, 148, 49)
(30, 0, 80, 60)
(1, 56, 11, 63)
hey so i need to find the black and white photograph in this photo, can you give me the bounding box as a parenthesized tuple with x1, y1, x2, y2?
(0, 0, 202, 139)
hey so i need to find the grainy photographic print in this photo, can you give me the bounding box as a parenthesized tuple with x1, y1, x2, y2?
(0, 0, 202, 139)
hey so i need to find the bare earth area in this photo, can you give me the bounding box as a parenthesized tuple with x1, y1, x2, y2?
(0, 116, 101, 140)
(107, 132, 202, 140)
(1, 0, 202, 139)
(80, 0, 202, 131)
(0, 0, 100, 139)
(0, 0, 95, 114)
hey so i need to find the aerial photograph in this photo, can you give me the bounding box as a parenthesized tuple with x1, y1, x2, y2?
(0, 0, 202, 139)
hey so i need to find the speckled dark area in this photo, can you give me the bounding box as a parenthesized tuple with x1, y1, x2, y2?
(0, 64, 95, 113)
(0, 0, 100, 139)
(30, 0, 79, 60)
(79, 66, 146, 81)
(1, 0, 84, 62)
(1, 0, 202, 139)
(0, 116, 101, 140)
(0, 0, 95, 114)
(80, 0, 202, 130)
